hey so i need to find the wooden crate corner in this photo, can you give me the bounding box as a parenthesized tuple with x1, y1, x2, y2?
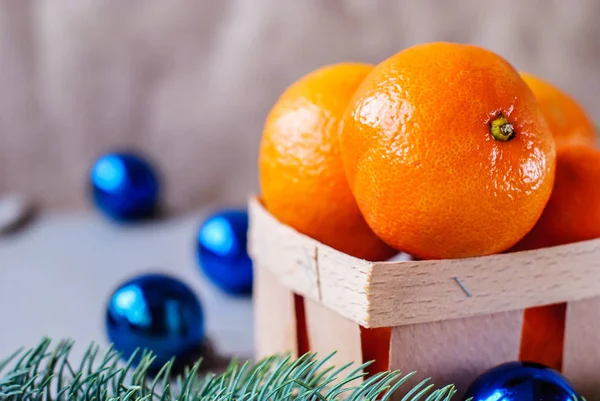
(249, 196, 600, 399)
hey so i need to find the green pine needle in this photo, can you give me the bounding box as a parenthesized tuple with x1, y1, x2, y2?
(0, 338, 457, 401)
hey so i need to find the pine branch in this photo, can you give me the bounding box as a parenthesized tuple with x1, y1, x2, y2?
(0, 337, 457, 401)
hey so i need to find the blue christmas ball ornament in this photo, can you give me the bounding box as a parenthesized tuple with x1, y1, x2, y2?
(106, 273, 204, 370)
(463, 361, 582, 401)
(196, 209, 253, 295)
(90, 152, 159, 221)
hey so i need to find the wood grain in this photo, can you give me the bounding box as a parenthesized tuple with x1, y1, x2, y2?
(367, 244, 600, 327)
(248, 197, 379, 325)
(248, 198, 321, 301)
(249, 197, 600, 328)
(304, 297, 364, 384)
(253, 266, 298, 360)
(389, 311, 523, 399)
(563, 297, 600, 400)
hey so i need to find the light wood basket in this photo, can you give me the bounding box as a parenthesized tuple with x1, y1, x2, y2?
(248, 197, 600, 399)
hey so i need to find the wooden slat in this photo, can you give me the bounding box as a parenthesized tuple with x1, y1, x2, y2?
(253, 266, 298, 360)
(389, 311, 523, 398)
(248, 198, 321, 301)
(249, 197, 600, 328)
(366, 246, 600, 327)
(304, 298, 364, 383)
(563, 296, 600, 400)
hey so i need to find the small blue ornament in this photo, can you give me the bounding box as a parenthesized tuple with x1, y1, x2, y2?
(90, 152, 159, 221)
(463, 361, 582, 401)
(106, 273, 204, 370)
(196, 209, 253, 295)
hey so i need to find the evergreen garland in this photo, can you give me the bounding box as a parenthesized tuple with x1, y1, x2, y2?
(0, 338, 458, 401)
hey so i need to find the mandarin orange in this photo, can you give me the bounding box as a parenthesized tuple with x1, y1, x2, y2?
(519, 303, 566, 371)
(259, 63, 395, 260)
(513, 144, 600, 251)
(521, 73, 596, 149)
(514, 144, 600, 372)
(339, 42, 556, 260)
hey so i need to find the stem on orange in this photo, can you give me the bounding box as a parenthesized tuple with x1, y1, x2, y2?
(490, 114, 515, 141)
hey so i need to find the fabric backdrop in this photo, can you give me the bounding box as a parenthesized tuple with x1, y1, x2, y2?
(0, 0, 598, 213)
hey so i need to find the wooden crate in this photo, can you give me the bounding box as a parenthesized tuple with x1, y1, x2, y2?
(248, 197, 600, 399)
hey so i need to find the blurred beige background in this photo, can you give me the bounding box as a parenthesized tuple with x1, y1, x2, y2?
(0, 0, 598, 213)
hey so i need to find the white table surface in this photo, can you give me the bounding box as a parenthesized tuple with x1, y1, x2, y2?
(0, 210, 254, 365)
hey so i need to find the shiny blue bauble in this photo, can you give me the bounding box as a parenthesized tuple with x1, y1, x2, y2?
(90, 152, 160, 221)
(196, 209, 253, 295)
(463, 361, 582, 401)
(106, 273, 204, 370)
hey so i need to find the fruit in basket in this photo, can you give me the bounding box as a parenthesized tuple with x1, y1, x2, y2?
(513, 144, 600, 250)
(519, 303, 566, 371)
(521, 72, 596, 149)
(259, 63, 395, 260)
(514, 145, 600, 374)
(339, 42, 556, 260)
